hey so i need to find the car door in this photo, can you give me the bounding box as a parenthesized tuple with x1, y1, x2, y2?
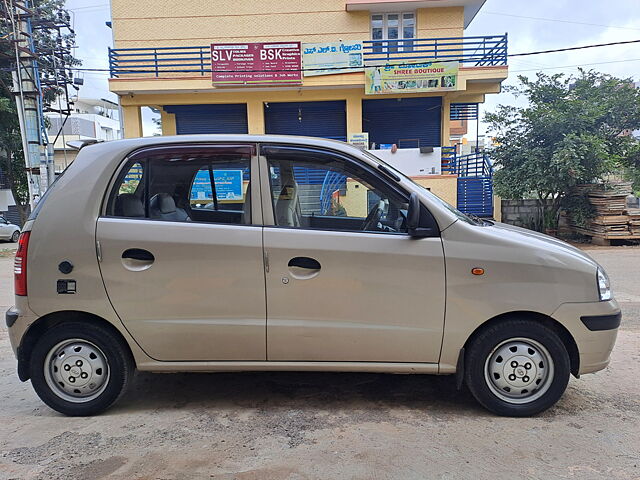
(260, 144, 446, 363)
(0, 218, 8, 239)
(96, 143, 266, 361)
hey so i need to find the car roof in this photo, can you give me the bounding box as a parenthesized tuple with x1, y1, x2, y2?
(78, 134, 367, 159)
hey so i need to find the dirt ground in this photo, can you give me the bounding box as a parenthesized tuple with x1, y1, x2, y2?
(0, 246, 638, 480)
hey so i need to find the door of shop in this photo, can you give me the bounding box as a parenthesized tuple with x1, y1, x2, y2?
(264, 100, 347, 141)
(164, 104, 248, 135)
(362, 97, 442, 148)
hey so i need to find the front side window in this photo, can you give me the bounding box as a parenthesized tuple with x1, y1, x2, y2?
(106, 145, 253, 225)
(371, 12, 415, 53)
(263, 146, 410, 234)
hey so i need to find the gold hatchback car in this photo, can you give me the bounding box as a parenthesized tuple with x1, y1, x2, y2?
(6, 135, 620, 417)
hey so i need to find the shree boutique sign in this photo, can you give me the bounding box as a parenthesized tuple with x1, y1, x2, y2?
(365, 61, 459, 95)
(211, 42, 302, 85)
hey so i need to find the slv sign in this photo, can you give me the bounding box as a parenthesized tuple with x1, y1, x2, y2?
(211, 42, 302, 85)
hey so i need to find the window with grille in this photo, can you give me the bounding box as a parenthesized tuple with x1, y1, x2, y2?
(371, 13, 415, 53)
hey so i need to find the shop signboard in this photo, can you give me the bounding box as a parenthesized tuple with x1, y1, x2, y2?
(192, 169, 244, 201)
(365, 61, 459, 95)
(348, 132, 369, 149)
(211, 42, 302, 85)
(302, 41, 363, 77)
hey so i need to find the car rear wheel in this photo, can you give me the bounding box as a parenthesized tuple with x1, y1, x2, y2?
(464, 319, 571, 417)
(11, 230, 19, 242)
(29, 322, 133, 416)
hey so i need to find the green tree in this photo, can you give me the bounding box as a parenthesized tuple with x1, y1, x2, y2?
(0, 92, 30, 223)
(0, 0, 79, 224)
(486, 70, 640, 230)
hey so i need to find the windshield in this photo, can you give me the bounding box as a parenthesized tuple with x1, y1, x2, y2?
(362, 149, 479, 225)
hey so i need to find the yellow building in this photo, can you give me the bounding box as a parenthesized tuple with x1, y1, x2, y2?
(107, 0, 507, 212)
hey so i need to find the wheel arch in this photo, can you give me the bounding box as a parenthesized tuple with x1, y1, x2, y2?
(17, 310, 135, 382)
(459, 311, 580, 380)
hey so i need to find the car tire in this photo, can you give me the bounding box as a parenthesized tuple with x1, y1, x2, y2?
(464, 318, 571, 417)
(29, 322, 133, 416)
(11, 230, 19, 242)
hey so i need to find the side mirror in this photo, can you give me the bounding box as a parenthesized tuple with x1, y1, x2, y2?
(407, 192, 436, 237)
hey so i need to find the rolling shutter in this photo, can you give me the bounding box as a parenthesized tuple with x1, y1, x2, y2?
(264, 100, 346, 141)
(362, 97, 442, 148)
(163, 104, 248, 135)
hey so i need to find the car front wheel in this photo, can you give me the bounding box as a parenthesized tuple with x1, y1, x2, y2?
(465, 319, 571, 417)
(11, 230, 19, 242)
(29, 322, 133, 416)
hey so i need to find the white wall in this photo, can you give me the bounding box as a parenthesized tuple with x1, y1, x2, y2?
(367, 148, 442, 176)
(0, 189, 15, 211)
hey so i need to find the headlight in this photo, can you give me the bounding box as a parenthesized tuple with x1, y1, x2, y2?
(597, 268, 612, 301)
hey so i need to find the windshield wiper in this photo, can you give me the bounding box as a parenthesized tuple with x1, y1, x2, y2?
(466, 213, 488, 225)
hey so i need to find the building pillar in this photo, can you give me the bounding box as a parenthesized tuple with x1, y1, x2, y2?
(122, 105, 143, 138)
(346, 95, 362, 136)
(160, 108, 177, 135)
(247, 100, 265, 134)
(441, 96, 451, 147)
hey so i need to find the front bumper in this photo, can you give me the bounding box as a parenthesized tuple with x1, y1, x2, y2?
(552, 299, 620, 375)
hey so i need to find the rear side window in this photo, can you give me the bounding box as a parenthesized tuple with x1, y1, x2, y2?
(105, 144, 254, 225)
(118, 162, 143, 195)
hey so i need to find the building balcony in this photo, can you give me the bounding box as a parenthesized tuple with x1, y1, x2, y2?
(362, 34, 506, 67)
(107, 34, 507, 80)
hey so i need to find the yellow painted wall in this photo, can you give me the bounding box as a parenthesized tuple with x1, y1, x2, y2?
(417, 7, 464, 38)
(121, 105, 143, 138)
(160, 109, 176, 135)
(412, 175, 458, 207)
(338, 175, 459, 215)
(339, 179, 370, 218)
(493, 195, 502, 221)
(111, 1, 464, 48)
(53, 150, 78, 172)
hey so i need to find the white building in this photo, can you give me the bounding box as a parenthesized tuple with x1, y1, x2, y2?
(46, 97, 121, 172)
(1, 98, 122, 224)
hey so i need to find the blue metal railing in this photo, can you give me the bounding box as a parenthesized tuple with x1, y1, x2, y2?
(362, 34, 507, 67)
(440, 149, 493, 177)
(320, 171, 347, 214)
(108, 46, 211, 77)
(441, 146, 457, 174)
(450, 103, 479, 120)
(456, 151, 493, 177)
(108, 34, 507, 78)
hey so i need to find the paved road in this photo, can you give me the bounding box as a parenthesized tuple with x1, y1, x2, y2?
(0, 247, 638, 480)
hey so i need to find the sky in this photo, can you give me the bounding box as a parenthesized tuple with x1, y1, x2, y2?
(63, 0, 640, 137)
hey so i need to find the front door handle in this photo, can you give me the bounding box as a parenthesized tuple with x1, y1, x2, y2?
(288, 257, 321, 270)
(121, 248, 155, 271)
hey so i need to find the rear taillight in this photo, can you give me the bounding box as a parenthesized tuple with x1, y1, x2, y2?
(14, 231, 30, 296)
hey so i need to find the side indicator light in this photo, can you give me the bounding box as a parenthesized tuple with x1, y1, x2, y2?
(471, 268, 484, 276)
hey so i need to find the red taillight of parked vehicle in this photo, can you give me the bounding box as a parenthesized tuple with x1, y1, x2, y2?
(14, 231, 30, 296)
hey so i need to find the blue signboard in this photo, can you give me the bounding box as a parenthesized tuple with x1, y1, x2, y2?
(191, 169, 244, 201)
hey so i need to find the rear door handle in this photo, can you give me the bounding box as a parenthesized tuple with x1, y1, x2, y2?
(122, 248, 155, 261)
(121, 248, 155, 271)
(288, 257, 321, 270)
